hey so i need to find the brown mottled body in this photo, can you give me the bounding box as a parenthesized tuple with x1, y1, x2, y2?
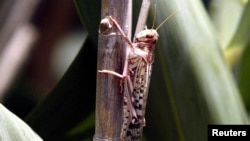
(98, 7, 177, 141)
(99, 16, 158, 141)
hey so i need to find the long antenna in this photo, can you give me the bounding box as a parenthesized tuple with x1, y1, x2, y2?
(155, 9, 179, 31)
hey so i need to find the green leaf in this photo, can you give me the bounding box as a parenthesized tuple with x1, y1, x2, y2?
(224, 1, 250, 67)
(239, 41, 250, 111)
(0, 104, 42, 141)
(74, 0, 100, 45)
(144, 0, 249, 140)
(25, 0, 101, 140)
(26, 37, 96, 141)
(228, 1, 250, 50)
(67, 111, 95, 137)
(208, 0, 245, 49)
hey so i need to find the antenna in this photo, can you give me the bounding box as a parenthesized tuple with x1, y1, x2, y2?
(155, 9, 179, 31)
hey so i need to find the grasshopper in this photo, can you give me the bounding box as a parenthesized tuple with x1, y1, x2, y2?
(99, 1, 178, 140)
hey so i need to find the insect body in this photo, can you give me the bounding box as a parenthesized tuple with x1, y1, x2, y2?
(121, 29, 158, 141)
(99, 10, 177, 141)
(99, 16, 158, 141)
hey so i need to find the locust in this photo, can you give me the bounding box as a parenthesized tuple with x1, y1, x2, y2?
(99, 2, 178, 140)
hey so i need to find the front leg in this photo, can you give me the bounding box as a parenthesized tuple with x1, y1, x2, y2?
(98, 69, 137, 118)
(98, 55, 138, 119)
(98, 70, 125, 79)
(107, 16, 134, 48)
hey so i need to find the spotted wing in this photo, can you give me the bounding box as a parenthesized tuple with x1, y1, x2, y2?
(122, 50, 152, 141)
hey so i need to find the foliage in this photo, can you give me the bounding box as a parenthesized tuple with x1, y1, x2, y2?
(1, 0, 250, 141)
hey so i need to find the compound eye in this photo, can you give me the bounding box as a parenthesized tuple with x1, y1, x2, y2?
(146, 34, 153, 38)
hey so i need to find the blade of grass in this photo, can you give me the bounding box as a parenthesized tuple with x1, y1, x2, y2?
(26, 36, 96, 141)
(144, 0, 249, 141)
(224, 1, 250, 68)
(208, 0, 245, 49)
(0, 104, 42, 141)
(239, 41, 250, 112)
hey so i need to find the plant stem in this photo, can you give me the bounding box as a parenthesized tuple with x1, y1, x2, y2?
(94, 0, 132, 140)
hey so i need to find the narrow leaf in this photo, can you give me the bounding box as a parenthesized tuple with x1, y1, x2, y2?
(144, 0, 249, 141)
(0, 104, 42, 141)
